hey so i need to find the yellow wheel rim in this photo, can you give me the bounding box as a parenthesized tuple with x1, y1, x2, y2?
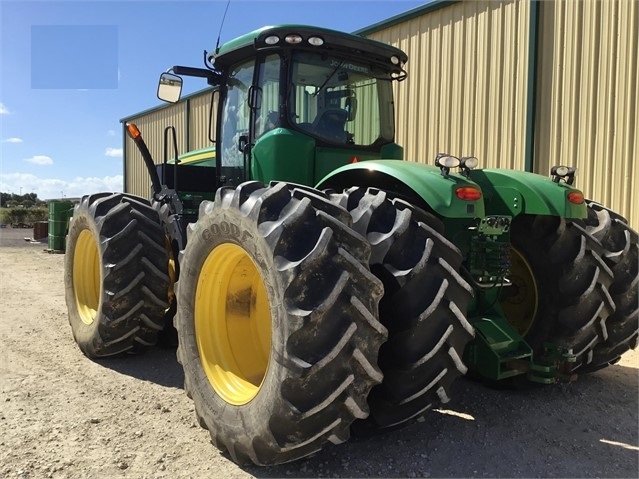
(500, 247, 538, 337)
(166, 237, 176, 306)
(195, 243, 272, 405)
(73, 230, 101, 325)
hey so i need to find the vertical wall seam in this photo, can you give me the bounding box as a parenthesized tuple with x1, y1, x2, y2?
(122, 122, 128, 193)
(524, 0, 540, 173)
(185, 98, 191, 152)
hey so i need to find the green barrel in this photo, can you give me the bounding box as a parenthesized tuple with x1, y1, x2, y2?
(48, 200, 74, 251)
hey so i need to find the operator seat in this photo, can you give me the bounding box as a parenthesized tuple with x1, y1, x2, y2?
(314, 109, 348, 143)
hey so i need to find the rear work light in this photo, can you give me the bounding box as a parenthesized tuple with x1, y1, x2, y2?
(567, 191, 585, 204)
(551, 165, 577, 185)
(455, 186, 482, 201)
(435, 153, 460, 177)
(435, 154, 460, 168)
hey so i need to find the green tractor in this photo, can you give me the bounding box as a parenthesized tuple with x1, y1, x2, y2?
(64, 25, 638, 465)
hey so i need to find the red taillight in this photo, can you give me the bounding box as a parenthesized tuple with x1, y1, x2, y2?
(350, 156, 359, 164)
(567, 191, 585, 204)
(455, 186, 482, 201)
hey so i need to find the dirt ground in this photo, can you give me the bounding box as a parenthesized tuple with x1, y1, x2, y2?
(0, 226, 637, 479)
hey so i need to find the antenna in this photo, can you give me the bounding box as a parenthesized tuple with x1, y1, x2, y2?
(215, 0, 231, 55)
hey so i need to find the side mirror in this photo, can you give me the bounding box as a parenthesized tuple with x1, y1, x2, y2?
(157, 73, 183, 103)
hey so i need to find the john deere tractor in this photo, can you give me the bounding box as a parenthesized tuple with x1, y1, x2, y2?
(64, 25, 638, 465)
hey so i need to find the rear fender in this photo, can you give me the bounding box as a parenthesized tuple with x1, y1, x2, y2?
(316, 160, 485, 219)
(469, 169, 586, 219)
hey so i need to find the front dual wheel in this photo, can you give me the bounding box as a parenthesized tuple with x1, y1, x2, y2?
(175, 182, 387, 466)
(499, 214, 616, 376)
(576, 202, 638, 370)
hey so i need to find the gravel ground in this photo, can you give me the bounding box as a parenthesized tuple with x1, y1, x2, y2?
(0, 226, 637, 478)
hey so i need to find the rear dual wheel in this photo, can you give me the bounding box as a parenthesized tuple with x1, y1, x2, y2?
(329, 187, 475, 429)
(175, 182, 387, 465)
(64, 193, 171, 357)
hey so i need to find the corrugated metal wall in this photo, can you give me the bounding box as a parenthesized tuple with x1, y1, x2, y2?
(366, 0, 531, 170)
(534, 0, 638, 227)
(365, 0, 637, 227)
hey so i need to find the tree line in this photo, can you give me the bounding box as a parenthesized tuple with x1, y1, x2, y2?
(0, 192, 49, 227)
(1, 192, 47, 208)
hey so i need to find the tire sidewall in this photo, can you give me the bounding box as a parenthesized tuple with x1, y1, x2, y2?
(64, 206, 104, 355)
(177, 206, 291, 443)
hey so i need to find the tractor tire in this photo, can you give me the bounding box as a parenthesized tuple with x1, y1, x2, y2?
(500, 214, 615, 375)
(64, 193, 171, 358)
(151, 200, 180, 348)
(329, 187, 474, 429)
(576, 201, 638, 371)
(174, 181, 386, 466)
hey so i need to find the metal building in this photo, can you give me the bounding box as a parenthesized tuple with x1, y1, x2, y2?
(122, 0, 638, 227)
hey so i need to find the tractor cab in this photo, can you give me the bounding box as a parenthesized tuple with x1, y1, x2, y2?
(158, 25, 408, 188)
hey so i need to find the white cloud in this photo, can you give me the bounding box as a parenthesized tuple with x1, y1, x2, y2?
(24, 155, 53, 165)
(105, 147, 123, 158)
(0, 103, 9, 115)
(2, 137, 23, 143)
(0, 172, 123, 200)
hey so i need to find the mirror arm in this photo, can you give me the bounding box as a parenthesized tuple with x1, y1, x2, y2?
(171, 65, 221, 85)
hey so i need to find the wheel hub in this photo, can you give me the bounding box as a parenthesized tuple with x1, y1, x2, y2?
(499, 247, 538, 337)
(72, 230, 101, 325)
(195, 243, 271, 405)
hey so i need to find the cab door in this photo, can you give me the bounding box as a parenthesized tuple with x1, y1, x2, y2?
(218, 58, 255, 185)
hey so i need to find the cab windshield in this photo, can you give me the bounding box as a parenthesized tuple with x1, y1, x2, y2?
(289, 51, 395, 147)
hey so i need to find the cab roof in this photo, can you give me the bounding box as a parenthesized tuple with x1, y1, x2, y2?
(208, 25, 408, 74)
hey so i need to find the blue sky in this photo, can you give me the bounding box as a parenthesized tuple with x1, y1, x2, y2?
(0, 0, 426, 200)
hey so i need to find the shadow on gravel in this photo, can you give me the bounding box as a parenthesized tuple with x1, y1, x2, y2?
(99, 346, 184, 389)
(83, 331, 638, 478)
(245, 363, 638, 478)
